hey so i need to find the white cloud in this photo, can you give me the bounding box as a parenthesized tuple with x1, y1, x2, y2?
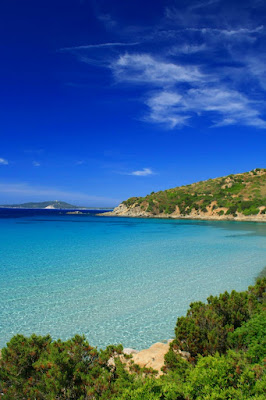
(113, 53, 203, 85)
(33, 161, 40, 167)
(0, 158, 8, 165)
(144, 88, 266, 128)
(146, 91, 190, 127)
(111, 52, 266, 129)
(130, 168, 154, 176)
(186, 88, 266, 128)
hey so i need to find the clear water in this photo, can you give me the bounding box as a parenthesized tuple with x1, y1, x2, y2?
(0, 210, 265, 349)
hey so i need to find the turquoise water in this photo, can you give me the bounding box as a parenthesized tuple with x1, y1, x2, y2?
(0, 212, 265, 349)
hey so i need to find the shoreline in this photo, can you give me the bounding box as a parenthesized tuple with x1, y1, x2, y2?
(98, 211, 266, 223)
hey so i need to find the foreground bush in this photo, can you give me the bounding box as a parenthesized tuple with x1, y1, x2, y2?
(169, 278, 265, 361)
(0, 335, 128, 399)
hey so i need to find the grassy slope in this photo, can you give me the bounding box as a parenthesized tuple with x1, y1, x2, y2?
(123, 168, 266, 217)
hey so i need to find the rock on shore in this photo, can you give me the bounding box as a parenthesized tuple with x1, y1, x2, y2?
(120, 340, 190, 376)
(129, 342, 170, 375)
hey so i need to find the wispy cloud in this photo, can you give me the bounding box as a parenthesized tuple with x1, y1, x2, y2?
(130, 168, 154, 176)
(62, 2, 266, 130)
(187, 88, 266, 128)
(145, 91, 190, 128)
(183, 26, 264, 36)
(0, 182, 120, 206)
(167, 43, 207, 55)
(0, 158, 8, 165)
(189, 0, 221, 11)
(33, 161, 40, 167)
(111, 53, 266, 128)
(113, 53, 203, 84)
(60, 42, 138, 52)
(245, 56, 266, 90)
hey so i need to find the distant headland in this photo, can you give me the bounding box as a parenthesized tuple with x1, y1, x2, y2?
(0, 200, 112, 210)
(101, 168, 266, 222)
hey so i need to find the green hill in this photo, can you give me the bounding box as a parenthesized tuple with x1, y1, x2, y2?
(118, 168, 266, 219)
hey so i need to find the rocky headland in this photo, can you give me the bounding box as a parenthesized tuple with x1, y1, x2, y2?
(101, 168, 266, 222)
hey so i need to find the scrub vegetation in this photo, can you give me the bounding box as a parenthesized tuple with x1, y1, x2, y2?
(123, 168, 266, 217)
(1, 278, 265, 399)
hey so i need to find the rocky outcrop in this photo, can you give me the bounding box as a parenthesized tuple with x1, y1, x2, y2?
(102, 203, 150, 217)
(114, 340, 190, 376)
(129, 342, 170, 375)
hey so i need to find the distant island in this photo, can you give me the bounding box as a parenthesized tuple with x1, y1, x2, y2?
(102, 168, 266, 222)
(0, 201, 112, 210)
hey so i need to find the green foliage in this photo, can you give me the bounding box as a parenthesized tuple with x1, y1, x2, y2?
(115, 378, 185, 400)
(227, 182, 245, 193)
(226, 204, 238, 215)
(164, 204, 176, 214)
(184, 351, 266, 400)
(228, 312, 266, 363)
(123, 197, 142, 207)
(146, 199, 155, 213)
(0, 335, 125, 399)
(171, 279, 265, 359)
(242, 206, 260, 215)
(163, 349, 191, 378)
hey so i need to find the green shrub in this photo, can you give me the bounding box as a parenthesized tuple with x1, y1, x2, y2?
(170, 279, 265, 360)
(0, 335, 124, 399)
(184, 351, 265, 400)
(226, 204, 238, 215)
(228, 312, 266, 364)
(242, 207, 260, 216)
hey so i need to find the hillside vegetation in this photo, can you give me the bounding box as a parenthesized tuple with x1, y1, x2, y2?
(122, 168, 266, 218)
(1, 277, 265, 399)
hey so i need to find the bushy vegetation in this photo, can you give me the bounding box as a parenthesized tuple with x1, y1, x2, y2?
(1, 278, 265, 399)
(122, 169, 266, 217)
(169, 278, 265, 360)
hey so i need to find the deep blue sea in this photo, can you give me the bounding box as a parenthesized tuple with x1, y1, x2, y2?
(0, 208, 265, 349)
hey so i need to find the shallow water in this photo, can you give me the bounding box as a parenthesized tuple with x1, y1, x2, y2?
(0, 210, 265, 349)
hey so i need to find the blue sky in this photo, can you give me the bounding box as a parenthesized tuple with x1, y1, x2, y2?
(0, 0, 265, 206)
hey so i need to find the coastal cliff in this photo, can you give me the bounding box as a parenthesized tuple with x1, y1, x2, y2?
(102, 168, 266, 222)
